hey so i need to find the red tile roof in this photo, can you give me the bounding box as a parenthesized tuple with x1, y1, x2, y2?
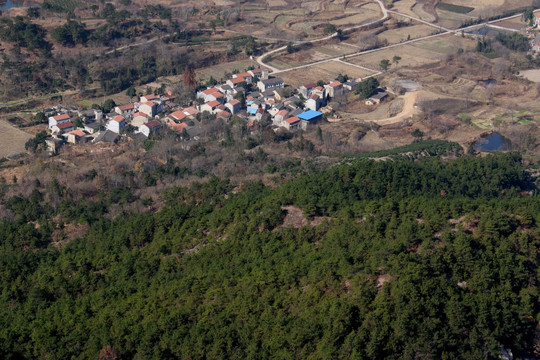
(133, 112, 148, 118)
(314, 86, 323, 91)
(217, 110, 231, 119)
(202, 87, 219, 95)
(145, 120, 161, 128)
(236, 72, 252, 78)
(329, 81, 342, 87)
(69, 129, 85, 137)
(276, 109, 288, 117)
(169, 110, 187, 121)
(169, 119, 187, 132)
(228, 99, 240, 106)
(250, 68, 263, 74)
(112, 115, 125, 123)
(230, 77, 245, 84)
(57, 121, 74, 129)
(285, 116, 300, 124)
(210, 92, 224, 98)
(183, 107, 199, 115)
(53, 113, 70, 121)
(303, 82, 316, 89)
(142, 101, 155, 107)
(206, 100, 220, 108)
(143, 94, 157, 100)
(118, 104, 134, 111)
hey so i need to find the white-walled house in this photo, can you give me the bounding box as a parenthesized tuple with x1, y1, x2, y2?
(257, 78, 284, 92)
(115, 103, 135, 115)
(225, 99, 241, 114)
(325, 81, 343, 98)
(273, 109, 288, 126)
(107, 115, 126, 133)
(138, 119, 161, 137)
(48, 113, 71, 129)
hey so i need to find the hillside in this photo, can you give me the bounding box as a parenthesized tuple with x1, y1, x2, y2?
(1, 153, 539, 359)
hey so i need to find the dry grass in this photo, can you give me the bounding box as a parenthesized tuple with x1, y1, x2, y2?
(0, 119, 32, 158)
(375, 24, 438, 45)
(195, 59, 260, 82)
(279, 60, 375, 87)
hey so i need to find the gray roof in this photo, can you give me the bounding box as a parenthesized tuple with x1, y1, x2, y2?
(261, 78, 284, 86)
(370, 92, 388, 100)
(94, 130, 119, 143)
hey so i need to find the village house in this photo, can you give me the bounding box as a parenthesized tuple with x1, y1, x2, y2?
(258, 77, 284, 92)
(297, 110, 323, 129)
(225, 99, 241, 114)
(273, 109, 289, 126)
(234, 72, 253, 83)
(78, 109, 103, 122)
(217, 110, 232, 121)
(283, 116, 300, 130)
(227, 77, 246, 88)
(168, 119, 187, 133)
(205, 91, 225, 104)
(532, 33, 540, 52)
(298, 83, 317, 98)
(107, 115, 126, 133)
(305, 94, 322, 111)
(48, 113, 71, 129)
(84, 122, 101, 134)
(183, 107, 199, 117)
(200, 100, 221, 113)
(115, 103, 135, 116)
(65, 129, 86, 144)
(365, 92, 388, 105)
(325, 81, 344, 98)
(140, 94, 158, 103)
(343, 79, 358, 92)
(197, 87, 220, 102)
(94, 130, 119, 144)
(168, 110, 187, 123)
(138, 119, 162, 137)
(248, 68, 268, 80)
(139, 101, 158, 117)
(132, 112, 149, 127)
(536, 13, 540, 27)
(51, 121, 74, 134)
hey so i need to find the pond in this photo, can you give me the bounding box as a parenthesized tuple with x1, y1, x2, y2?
(473, 132, 511, 152)
(1, 1, 41, 10)
(481, 79, 497, 86)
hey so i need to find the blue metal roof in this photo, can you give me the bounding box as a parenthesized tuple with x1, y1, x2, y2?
(297, 110, 322, 121)
(247, 107, 258, 114)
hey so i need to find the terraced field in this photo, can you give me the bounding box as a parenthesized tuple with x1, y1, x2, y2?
(0, 119, 32, 158)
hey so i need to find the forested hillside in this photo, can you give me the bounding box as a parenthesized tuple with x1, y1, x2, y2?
(1, 153, 539, 359)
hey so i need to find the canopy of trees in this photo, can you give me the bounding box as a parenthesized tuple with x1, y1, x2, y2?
(0, 154, 539, 359)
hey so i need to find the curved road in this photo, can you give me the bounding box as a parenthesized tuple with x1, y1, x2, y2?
(257, 0, 389, 73)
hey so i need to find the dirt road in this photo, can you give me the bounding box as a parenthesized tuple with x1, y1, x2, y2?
(343, 91, 420, 125)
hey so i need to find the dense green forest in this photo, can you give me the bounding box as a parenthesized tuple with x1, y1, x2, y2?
(1, 153, 539, 359)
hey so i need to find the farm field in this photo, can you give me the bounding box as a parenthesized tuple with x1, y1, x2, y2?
(411, 34, 476, 54)
(267, 43, 358, 70)
(0, 119, 32, 158)
(374, 23, 438, 45)
(519, 69, 540, 83)
(345, 43, 445, 71)
(195, 59, 260, 83)
(389, 0, 418, 18)
(279, 60, 375, 87)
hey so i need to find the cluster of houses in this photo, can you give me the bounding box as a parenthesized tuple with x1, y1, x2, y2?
(44, 66, 373, 153)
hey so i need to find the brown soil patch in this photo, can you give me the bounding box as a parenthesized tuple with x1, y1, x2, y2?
(281, 205, 309, 228)
(51, 222, 90, 249)
(375, 273, 393, 289)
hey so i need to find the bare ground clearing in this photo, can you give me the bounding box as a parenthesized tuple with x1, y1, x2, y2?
(0, 119, 32, 158)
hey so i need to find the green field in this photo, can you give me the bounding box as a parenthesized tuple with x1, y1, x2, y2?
(437, 3, 474, 14)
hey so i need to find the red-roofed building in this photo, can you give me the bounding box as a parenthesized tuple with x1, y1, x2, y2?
(168, 119, 188, 133)
(140, 94, 157, 102)
(65, 129, 86, 144)
(227, 77, 246, 88)
(225, 99, 241, 114)
(132, 112, 149, 127)
(273, 109, 289, 126)
(139, 119, 162, 137)
(169, 110, 187, 122)
(217, 110, 231, 121)
(48, 113, 71, 129)
(325, 81, 343, 97)
(283, 116, 300, 130)
(107, 115, 126, 133)
(183, 107, 199, 116)
(115, 103, 135, 115)
(200, 100, 221, 113)
(139, 101, 158, 117)
(233, 72, 253, 83)
(51, 121, 74, 134)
